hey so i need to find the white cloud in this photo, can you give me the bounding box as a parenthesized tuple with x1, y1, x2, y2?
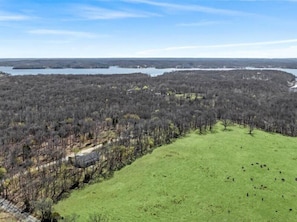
(177, 20, 224, 27)
(124, 0, 251, 16)
(137, 39, 297, 58)
(77, 5, 158, 20)
(0, 13, 30, 21)
(28, 29, 99, 38)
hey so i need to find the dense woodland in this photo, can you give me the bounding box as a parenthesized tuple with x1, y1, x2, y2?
(1, 58, 297, 69)
(0, 69, 296, 221)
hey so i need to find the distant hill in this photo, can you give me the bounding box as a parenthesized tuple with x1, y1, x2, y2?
(1, 58, 297, 69)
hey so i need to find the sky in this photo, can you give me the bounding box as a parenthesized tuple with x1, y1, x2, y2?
(0, 0, 297, 58)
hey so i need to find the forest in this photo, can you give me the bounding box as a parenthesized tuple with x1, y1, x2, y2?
(0, 69, 297, 221)
(1, 58, 297, 69)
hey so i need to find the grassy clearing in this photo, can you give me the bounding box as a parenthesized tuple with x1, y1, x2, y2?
(0, 211, 17, 222)
(174, 93, 200, 100)
(55, 124, 297, 221)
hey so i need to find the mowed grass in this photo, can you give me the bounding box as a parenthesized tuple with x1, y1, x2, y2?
(55, 124, 297, 221)
(0, 211, 17, 222)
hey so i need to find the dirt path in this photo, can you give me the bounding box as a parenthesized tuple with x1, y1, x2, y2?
(2, 143, 104, 221)
(0, 198, 39, 222)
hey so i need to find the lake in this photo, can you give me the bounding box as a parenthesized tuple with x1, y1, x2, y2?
(1, 66, 297, 77)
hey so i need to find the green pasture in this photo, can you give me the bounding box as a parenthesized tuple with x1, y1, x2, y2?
(55, 124, 297, 221)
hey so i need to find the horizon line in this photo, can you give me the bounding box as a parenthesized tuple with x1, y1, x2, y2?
(0, 57, 297, 60)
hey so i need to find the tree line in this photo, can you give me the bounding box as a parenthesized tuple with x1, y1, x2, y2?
(1, 58, 297, 69)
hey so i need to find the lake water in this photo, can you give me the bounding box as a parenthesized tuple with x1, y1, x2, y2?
(1, 66, 297, 77)
(0, 66, 174, 76)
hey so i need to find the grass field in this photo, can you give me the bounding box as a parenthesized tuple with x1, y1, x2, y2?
(55, 124, 297, 221)
(0, 211, 17, 222)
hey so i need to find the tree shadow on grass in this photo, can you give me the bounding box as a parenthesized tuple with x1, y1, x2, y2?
(222, 128, 233, 132)
(247, 132, 255, 137)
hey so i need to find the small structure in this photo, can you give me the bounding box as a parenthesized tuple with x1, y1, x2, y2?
(69, 151, 100, 168)
(289, 85, 297, 92)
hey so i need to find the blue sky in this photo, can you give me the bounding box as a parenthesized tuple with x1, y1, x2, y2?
(0, 0, 297, 58)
